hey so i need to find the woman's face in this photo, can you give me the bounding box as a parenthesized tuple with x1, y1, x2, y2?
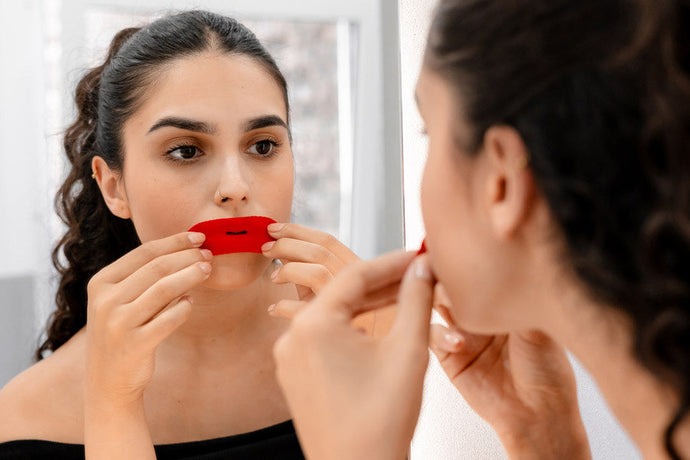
(116, 52, 293, 289)
(416, 67, 533, 334)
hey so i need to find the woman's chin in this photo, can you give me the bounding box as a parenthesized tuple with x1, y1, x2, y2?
(202, 252, 271, 290)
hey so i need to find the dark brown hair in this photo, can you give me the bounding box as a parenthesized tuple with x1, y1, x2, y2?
(36, 11, 290, 359)
(425, 0, 690, 458)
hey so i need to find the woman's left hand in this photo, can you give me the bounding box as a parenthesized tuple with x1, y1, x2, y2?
(262, 223, 360, 317)
(273, 250, 432, 460)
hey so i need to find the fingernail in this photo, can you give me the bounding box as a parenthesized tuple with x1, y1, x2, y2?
(188, 232, 205, 246)
(262, 241, 275, 252)
(267, 223, 285, 233)
(183, 295, 194, 305)
(267, 304, 276, 315)
(200, 249, 213, 260)
(198, 262, 212, 275)
(443, 331, 463, 349)
(271, 268, 279, 280)
(414, 258, 432, 280)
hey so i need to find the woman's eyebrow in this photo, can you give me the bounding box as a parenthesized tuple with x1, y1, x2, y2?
(244, 115, 288, 132)
(147, 116, 217, 135)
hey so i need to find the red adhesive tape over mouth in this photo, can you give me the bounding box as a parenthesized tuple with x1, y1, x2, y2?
(188, 216, 277, 255)
(416, 239, 427, 255)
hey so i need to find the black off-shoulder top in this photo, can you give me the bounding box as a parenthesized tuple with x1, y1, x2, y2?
(0, 420, 304, 459)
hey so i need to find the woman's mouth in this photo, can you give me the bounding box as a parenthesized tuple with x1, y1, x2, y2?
(188, 216, 277, 255)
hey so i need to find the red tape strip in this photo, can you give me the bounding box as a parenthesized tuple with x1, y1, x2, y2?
(416, 239, 427, 255)
(188, 216, 277, 255)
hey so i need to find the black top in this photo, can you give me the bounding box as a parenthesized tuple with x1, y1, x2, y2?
(0, 420, 304, 460)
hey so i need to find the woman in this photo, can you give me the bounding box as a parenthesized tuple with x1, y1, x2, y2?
(274, 0, 690, 459)
(0, 10, 371, 459)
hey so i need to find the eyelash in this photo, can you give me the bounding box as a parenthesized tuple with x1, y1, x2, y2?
(164, 143, 204, 163)
(248, 139, 281, 159)
(163, 138, 282, 164)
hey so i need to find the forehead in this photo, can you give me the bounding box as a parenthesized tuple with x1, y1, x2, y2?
(126, 52, 287, 131)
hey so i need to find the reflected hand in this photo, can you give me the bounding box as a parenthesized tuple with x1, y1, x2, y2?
(262, 223, 359, 318)
(429, 285, 591, 459)
(274, 251, 430, 460)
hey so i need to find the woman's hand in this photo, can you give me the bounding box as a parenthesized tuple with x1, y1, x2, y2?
(262, 223, 359, 318)
(273, 250, 431, 460)
(84, 231, 212, 458)
(429, 286, 591, 459)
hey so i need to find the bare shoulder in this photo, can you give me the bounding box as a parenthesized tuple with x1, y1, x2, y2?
(0, 330, 86, 444)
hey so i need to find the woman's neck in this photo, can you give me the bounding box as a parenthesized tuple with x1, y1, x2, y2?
(542, 274, 689, 459)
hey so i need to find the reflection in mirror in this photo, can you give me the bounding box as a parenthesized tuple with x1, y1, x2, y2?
(0, 0, 402, 454)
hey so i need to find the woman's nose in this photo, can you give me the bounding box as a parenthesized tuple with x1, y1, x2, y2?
(214, 155, 250, 206)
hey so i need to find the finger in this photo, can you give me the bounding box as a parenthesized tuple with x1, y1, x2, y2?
(118, 248, 212, 303)
(434, 303, 455, 328)
(267, 223, 358, 263)
(390, 255, 435, 343)
(359, 282, 401, 311)
(126, 261, 211, 326)
(268, 299, 306, 319)
(312, 250, 416, 318)
(430, 329, 496, 382)
(429, 323, 465, 354)
(136, 295, 193, 346)
(271, 262, 333, 293)
(262, 238, 344, 273)
(99, 232, 206, 283)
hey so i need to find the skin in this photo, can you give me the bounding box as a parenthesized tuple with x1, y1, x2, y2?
(272, 66, 690, 460)
(0, 50, 385, 455)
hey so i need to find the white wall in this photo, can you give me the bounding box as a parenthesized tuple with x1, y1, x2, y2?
(0, 1, 54, 384)
(399, 0, 641, 458)
(0, 1, 51, 283)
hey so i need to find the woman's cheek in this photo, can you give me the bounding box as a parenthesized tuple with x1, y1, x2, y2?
(128, 195, 198, 243)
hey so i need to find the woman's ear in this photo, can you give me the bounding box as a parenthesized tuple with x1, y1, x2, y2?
(482, 126, 534, 239)
(91, 156, 131, 219)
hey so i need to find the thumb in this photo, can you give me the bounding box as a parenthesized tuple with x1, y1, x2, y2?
(390, 255, 435, 345)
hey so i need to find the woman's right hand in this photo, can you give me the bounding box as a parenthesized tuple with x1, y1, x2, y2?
(429, 286, 591, 459)
(84, 231, 212, 457)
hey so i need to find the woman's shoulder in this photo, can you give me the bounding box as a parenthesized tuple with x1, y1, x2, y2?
(0, 331, 86, 444)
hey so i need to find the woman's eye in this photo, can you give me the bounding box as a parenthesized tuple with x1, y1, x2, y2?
(167, 145, 202, 161)
(248, 140, 277, 156)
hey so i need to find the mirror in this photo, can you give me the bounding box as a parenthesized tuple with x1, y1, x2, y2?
(0, 0, 403, 391)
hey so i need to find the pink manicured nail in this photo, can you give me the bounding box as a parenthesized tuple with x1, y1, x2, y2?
(188, 232, 205, 246)
(267, 304, 276, 314)
(262, 241, 275, 252)
(267, 223, 285, 233)
(443, 331, 463, 349)
(200, 249, 213, 260)
(198, 262, 212, 274)
(414, 258, 432, 280)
